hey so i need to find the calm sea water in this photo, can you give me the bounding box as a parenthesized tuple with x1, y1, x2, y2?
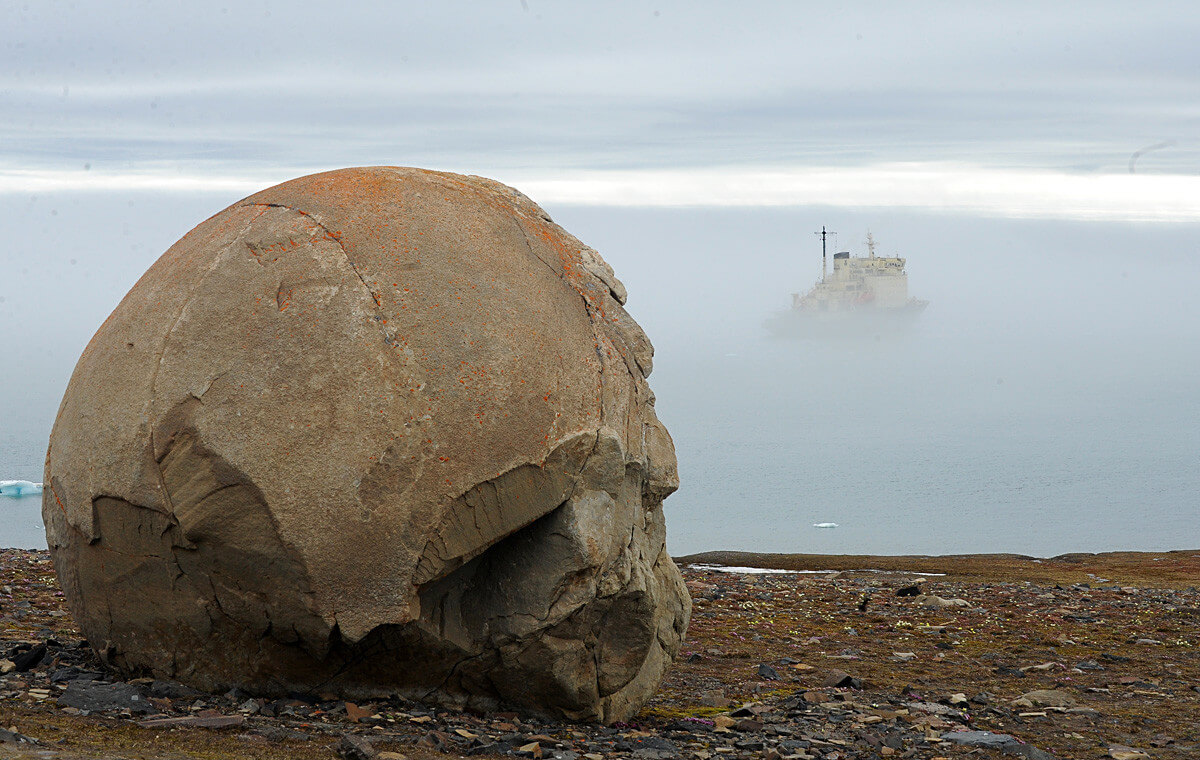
(3, 202, 1198, 556)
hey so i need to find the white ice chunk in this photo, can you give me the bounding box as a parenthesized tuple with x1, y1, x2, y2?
(0, 480, 43, 497)
(812, 522, 839, 529)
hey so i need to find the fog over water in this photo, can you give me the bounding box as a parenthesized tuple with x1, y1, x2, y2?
(557, 207, 1200, 556)
(3, 195, 1198, 555)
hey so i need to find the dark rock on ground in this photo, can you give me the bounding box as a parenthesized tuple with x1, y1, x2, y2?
(56, 680, 155, 714)
(337, 733, 379, 760)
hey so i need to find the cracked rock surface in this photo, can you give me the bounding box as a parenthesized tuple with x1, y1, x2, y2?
(42, 166, 690, 723)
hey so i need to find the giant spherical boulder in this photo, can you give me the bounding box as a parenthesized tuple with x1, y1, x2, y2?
(43, 167, 690, 722)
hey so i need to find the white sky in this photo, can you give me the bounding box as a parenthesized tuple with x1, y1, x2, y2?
(2, 1, 1199, 217)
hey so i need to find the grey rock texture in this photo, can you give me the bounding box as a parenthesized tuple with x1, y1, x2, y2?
(43, 167, 690, 722)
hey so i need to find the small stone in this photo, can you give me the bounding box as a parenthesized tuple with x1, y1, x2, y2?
(337, 733, 378, 760)
(0, 728, 39, 746)
(757, 664, 780, 680)
(699, 689, 731, 707)
(345, 702, 377, 723)
(821, 671, 861, 689)
(11, 644, 46, 672)
(914, 595, 971, 609)
(417, 732, 450, 749)
(1108, 746, 1151, 760)
(1013, 689, 1076, 708)
(1019, 662, 1061, 673)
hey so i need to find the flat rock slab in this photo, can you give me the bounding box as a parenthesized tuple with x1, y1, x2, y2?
(943, 730, 1056, 759)
(57, 681, 155, 714)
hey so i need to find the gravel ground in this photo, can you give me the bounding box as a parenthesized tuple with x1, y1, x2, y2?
(2, 547, 1198, 760)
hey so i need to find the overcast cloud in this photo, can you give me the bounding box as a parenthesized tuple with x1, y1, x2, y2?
(3, 0, 1199, 206)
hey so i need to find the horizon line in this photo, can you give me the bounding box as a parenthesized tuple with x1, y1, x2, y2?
(2, 163, 1198, 223)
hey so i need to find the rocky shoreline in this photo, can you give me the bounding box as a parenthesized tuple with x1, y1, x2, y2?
(2, 548, 1198, 760)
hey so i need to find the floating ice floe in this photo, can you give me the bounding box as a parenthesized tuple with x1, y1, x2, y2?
(0, 480, 43, 497)
(812, 522, 839, 529)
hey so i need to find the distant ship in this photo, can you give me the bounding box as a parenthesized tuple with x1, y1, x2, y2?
(767, 227, 928, 337)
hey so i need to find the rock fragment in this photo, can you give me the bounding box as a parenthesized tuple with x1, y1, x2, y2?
(1108, 746, 1151, 760)
(1012, 689, 1076, 708)
(913, 594, 971, 608)
(337, 734, 380, 760)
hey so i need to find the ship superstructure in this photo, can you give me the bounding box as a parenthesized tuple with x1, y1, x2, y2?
(791, 228, 927, 316)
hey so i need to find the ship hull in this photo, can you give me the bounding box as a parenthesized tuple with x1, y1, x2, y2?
(765, 300, 928, 340)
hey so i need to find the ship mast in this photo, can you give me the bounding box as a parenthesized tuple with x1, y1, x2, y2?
(814, 226, 835, 282)
(866, 231, 876, 259)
